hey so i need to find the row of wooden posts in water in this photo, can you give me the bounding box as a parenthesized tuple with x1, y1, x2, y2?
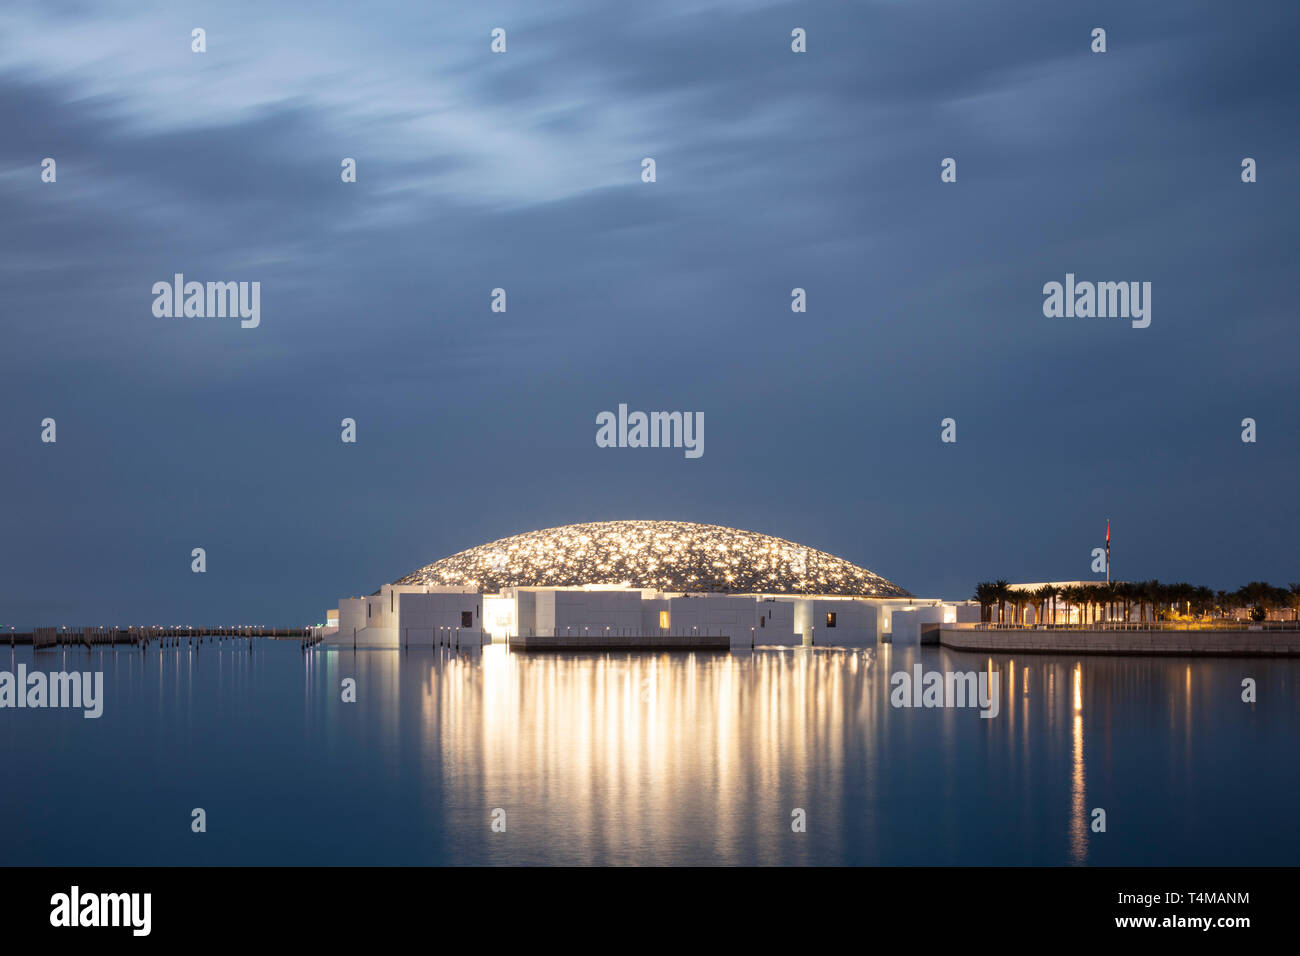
(16, 625, 481, 653)
(19, 626, 319, 650)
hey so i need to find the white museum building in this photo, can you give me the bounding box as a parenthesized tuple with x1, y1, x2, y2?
(318, 520, 979, 649)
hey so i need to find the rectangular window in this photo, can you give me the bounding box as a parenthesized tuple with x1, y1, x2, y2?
(826, 612, 837, 628)
(760, 615, 766, 627)
(461, 611, 473, 628)
(659, 611, 670, 629)
(367, 604, 371, 619)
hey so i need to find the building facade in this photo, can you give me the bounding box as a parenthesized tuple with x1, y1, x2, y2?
(320, 520, 958, 649)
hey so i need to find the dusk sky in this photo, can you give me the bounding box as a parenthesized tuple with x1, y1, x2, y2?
(2, 0, 1296, 628)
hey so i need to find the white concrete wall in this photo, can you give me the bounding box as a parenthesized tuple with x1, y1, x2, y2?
(397, 591, 485, 644)
(337, 597, 367, 636)
(551, 589, 644, 635)
(363, 595, 386, 629)
(667, 595, 759, 646)
(333, 586, 953, 649)
(810, 599, 876, 646)
(322, 620, 397, 647)
(754, 599, 796, 645)
(533, 590, 556, 632)
(346, 626, 398, 647)
(791, 599, 812, 643)
(641, 597, 671, 633)
(515, 590, 536, 636)
(783, 598, 877, 645)
(889, 605, 948, 644)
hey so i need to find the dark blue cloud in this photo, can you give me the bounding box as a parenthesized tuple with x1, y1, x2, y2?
(1, 0, 1297, 627)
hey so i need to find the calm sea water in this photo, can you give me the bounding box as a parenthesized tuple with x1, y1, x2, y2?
(2, 640, 1296, 866)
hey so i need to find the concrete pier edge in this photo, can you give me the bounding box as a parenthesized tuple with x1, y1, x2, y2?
(937, 625, 1300, 657)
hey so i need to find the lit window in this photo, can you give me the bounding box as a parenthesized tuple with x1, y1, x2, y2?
(659, 611, 670, 629)
(826, 612, 837, 628)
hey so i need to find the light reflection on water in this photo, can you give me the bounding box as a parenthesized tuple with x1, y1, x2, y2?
(1, 640, 1296, 865)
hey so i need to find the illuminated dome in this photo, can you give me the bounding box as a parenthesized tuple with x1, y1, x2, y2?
(394, 520, 910, 597)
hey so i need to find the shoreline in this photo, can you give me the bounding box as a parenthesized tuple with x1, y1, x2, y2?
(938, 625, 1300, 657)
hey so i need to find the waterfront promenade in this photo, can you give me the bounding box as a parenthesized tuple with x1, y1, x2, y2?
(939, 622, 1300, 656)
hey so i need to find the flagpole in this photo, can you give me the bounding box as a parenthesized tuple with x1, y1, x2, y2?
(1106, 518, 1110, 585)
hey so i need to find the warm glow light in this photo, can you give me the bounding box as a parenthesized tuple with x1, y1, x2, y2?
(393, 520, 910, 597)
(482, 596, 516, 640)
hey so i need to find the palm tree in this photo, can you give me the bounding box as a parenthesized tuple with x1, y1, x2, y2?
(1067, 585, 1088, 626)
(1271, 585, 1292, 621)
(1092, 583, 1110, 625)
(993, 580, 1010, 625)
(1141, 579, 1163, 623)
(1009, 587, 1029, 625)
(1215, 589, 1232, 621)
(969, 578, 1295, 626)
(973, 582, 998, 623)
(1057, 586, 1074, 625)
(1099, 582, 1120, 625)
(1192, 585, 1214, 619)
(1074, 584, 1093, 626)
(1112, 581, 1131, 622)
(1237, 582, 1273, 621)
(1087, 583, 1103, 625)
(1033, 585, 1056, 627)
(1226, 586, 1246, 621)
